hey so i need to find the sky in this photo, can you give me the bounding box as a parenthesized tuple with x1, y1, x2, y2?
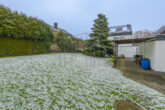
(1, 0, 165, 38)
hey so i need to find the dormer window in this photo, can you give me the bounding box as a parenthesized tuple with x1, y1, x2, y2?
(116, 27, 123, 32)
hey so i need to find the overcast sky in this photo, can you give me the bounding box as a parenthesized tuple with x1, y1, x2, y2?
(1, 0, 165, 37)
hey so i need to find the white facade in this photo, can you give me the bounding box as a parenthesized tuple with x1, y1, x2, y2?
(118, 44, 137, 58)
(138, 40, 165, 72)
(109, 35, 137, 58)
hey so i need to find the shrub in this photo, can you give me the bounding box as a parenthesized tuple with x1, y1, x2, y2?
(82, 48, 92, 55)
(94, 50, 106, 57)
(111, 55, 117, 67)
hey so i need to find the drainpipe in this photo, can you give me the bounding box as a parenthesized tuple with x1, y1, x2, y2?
(114, 43, 118, 57)
(143, 42, 145, 58)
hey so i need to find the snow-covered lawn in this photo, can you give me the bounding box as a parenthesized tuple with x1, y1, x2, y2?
(0, 53, 165, 109)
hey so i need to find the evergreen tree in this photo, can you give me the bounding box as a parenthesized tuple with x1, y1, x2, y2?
(84, 14, 113, 57)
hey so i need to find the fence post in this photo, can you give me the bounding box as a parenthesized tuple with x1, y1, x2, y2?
(32, 48, 34, 54)
(6, 48, 9, 56)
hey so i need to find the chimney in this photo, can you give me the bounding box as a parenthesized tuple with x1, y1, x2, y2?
(54, 22, 58, 29)
(127, 24, 132, 32)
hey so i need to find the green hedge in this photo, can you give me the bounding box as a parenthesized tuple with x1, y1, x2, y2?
(0, 5, 54, 42)
(0, 38, 49, 56)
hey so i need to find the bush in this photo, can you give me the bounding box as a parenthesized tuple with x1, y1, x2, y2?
(82, 48, 92, 54)
(94, 50, 106, 57)
(111, 56, 117, 67)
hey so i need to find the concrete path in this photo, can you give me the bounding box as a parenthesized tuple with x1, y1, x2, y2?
(116, 58, 165, 94)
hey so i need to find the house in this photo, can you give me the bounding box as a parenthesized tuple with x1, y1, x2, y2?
(49, 22, 74, 52)
(108, 24, 138, 58)
(111, 25, 165, 72)
(50, 22, 85, 52)
(109, 24, 133, 40)
(51, 22, 74, 37)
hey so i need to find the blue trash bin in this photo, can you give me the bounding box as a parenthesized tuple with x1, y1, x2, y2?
(141, 59, 150, 70)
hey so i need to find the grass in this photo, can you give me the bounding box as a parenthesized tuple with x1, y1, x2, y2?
(0, 53, 164, 109)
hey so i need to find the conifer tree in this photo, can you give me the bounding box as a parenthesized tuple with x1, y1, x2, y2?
(84, 14, 113, 57)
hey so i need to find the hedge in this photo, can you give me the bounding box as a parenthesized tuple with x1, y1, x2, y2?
(0, 5, 54, 42)
(0, 38, 49, 57)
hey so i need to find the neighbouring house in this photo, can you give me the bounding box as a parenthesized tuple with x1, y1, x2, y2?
(108, 24, 138, 58)
(51, 22, 74, 37)
(76, 40, 85, 51)
(109, 24, 133, 40)
(50, 22, 85, 52)
(154, 25, 165, 35)
(111, 25, 165, 72)
(49, 22, 74, 52)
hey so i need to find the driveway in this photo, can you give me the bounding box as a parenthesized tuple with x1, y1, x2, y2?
(116, 58, 165, 94)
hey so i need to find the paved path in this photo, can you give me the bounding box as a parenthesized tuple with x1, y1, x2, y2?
(116, 58, 165, 94)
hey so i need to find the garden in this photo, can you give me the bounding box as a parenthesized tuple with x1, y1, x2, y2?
(0, 53, 164, 109)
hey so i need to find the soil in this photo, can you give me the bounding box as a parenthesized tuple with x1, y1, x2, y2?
(116, 100, 142, 110)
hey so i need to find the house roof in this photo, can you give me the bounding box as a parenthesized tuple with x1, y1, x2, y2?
(155, 25, 165, 35)
(113, 37, 152, 44)
(160, 31, 165, 34)
(51, 26, 74, 37)
(113, 34, 165, 44)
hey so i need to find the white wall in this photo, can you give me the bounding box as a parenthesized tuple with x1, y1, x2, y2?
(108, 35, 137, 58)
(154, 41, 165, 72)
(118, 44, 137, 58)
(138, 40, 165, 72)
